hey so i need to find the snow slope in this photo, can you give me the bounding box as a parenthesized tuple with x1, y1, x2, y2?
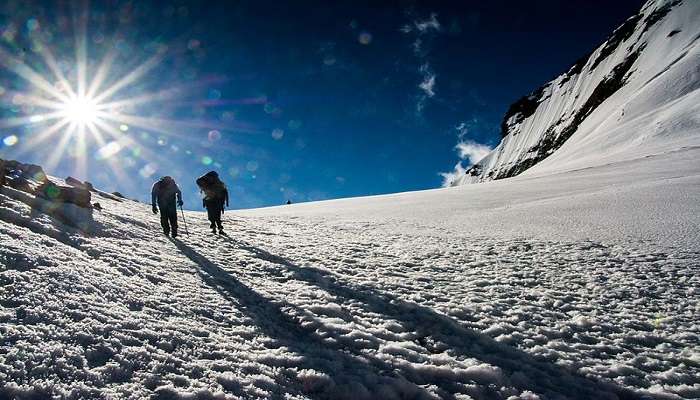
(451, 0, 700, 185)
(1, 141, 699, 399)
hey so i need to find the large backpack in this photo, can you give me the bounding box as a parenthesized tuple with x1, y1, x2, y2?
(196, 171, 226, 201)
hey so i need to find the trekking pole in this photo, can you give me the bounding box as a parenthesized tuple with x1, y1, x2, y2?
(179, 205, 190, 236)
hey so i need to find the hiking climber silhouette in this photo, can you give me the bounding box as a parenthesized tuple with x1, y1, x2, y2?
(151, 176, 183, 237)
(196, 171, 229, 234)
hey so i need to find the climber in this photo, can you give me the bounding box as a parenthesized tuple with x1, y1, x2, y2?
(196, 171, 229, 234)
(151, 176, 183, 237)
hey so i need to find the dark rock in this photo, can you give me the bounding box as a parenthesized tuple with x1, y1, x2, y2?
(93, 202, 102, 211)
(36, 181, 92, 208)
(500, 86, 547, 138)
(589, 14, 642, 71)
(6, 173, 33, 192)
(1, 159, 47, 191)
(112, 191, 125, 198)
(667, 29, 681, 37)
(65, 176, 84, 186)
(559, 52, 592, 87)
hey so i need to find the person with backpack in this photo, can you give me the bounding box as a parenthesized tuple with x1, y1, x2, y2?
(196, 171, 229, 234)
(151, 176, 183, 237)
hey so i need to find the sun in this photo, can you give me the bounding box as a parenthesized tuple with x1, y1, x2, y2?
(60, 95, 100, 126)
(0, 5, 247, 183)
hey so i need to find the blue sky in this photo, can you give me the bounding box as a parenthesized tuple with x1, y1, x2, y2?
(0, 0, 643, 209)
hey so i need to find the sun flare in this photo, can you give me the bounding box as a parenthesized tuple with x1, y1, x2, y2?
(60, 96, 100, 126)
(0, 4, 247, 188)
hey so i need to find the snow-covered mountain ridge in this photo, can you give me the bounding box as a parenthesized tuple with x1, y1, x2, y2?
(450, 0, 700, 185)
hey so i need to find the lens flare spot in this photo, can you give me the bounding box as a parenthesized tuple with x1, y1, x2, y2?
(187, 39, 201, 50)
(45, 185, 60, 199)
(201, 156, 213, 165)
(288, 119, 302, 130)
(228, 167, 239, 177)
(119, 124, 129, 132)
(358, 32, 372, 45)
(271, 128, 284, 140)
(208, 130, 221, 141)
(208, 89, 221, 100)
(26, 19, 40, 31)
(3, 135, 19, 146)
(246, 161, 259, 172)
(220, 111, 235, 121)
(139, 163, 158, 178)
(96, 141, 122, 160)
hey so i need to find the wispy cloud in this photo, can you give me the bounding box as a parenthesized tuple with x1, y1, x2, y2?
(402, 12, 442, 116)
(455, 140, 491, 165)
(416, 13, 441, 33)
(418, 65, 436, 97)
(439, 161, 466, 187)
(402, 13, 442, 36)
(439, 121, 493, 187)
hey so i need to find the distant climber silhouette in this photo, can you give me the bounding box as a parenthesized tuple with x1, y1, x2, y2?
(151, 176, 183, 237)
(196, 171, 229, 234)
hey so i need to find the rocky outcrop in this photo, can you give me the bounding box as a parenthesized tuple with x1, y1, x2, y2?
(36, 181, 92, 208)
(1, 159, 92, 209)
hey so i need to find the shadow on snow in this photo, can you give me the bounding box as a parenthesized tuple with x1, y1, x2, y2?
(170, 238, 434, 400)
(173, 236, 642, 400)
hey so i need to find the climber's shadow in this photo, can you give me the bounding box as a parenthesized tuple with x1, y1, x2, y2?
(170, 238, 435, 399)
(219, 236, 639, 400)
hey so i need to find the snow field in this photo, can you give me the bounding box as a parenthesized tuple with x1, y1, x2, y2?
(1, 149, 699, 399)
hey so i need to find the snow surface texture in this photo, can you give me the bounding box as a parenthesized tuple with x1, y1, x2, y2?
(1, 143, 699, 399)
(450, 0, 700, 185)
(1, 0, 699, 397)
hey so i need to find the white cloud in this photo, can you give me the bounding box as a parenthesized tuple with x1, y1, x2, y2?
(402, 13, 442, 115)
(416, 96, 427, 114)
(412, 38, 423, 55)
(415, 64, 436, 114)
(438, 122, 493, 187)
(439, 161, 466, 187)
(419, 73, 436, 97)
(456, 122, 469, 139)
(403, 13, 442, 34)
(415, 13, 441, 33)
(455, 140, 491, 165)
